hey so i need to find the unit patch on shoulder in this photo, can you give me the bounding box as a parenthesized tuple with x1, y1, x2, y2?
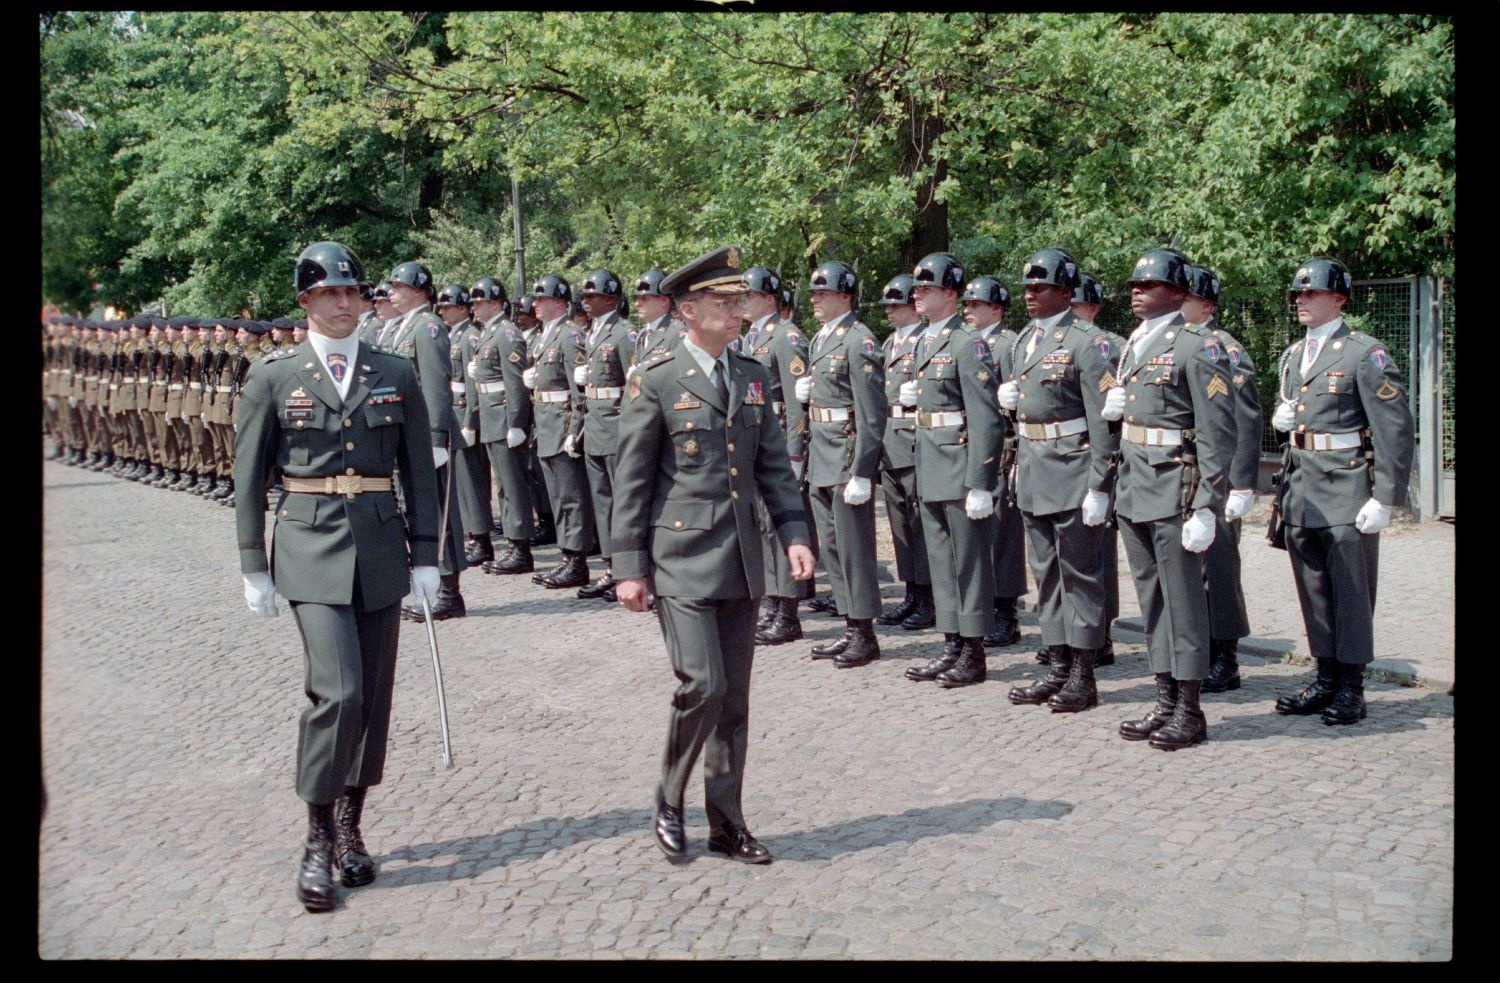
(1094, 335, 1112, 359)
(1205, 375, 1229, 400)
(862, 336, 876, 356)
(1369, 345, 1390, 369)
(1203, 337, 1222, 362)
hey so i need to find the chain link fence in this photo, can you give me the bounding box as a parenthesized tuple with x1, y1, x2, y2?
(1441, 281, 1455, 472)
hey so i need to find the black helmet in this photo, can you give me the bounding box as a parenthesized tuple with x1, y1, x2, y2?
(532, 274, 571, 301)
(514, 295, 537, 318)
(1021, 247, 1080, 289)
(580, 269, 622, 297)
(1072, 273, 1103, 307)
(634, 269, 669, 296)
(294, 241, 366, 295)
(882, 274, 916, 305)
(388, 261, 435, 297)
(780, 285, 794, 310)
(435, 284, 470, 308)
(963, 276, 1010, 308)
(618, 294, 629, 318)
(359, 284, 374, 301)
(470, 277, 507, 303)
(809, 260, 857, 296)
(1126, 248, 1191, 290)
(1186, 265, 1221, 304)
(742, 266, 781, 296)
(372, 280, 392, 302)
(912, 252, 966, 292)
(1287, 257, 1352, 299)
(570, 299, 587, 318)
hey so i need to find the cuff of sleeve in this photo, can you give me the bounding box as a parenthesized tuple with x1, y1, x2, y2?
(612, 549, 650, 580)
(239, 550, 269, 575)
(774, 521, 810, 551)
(411, 543, 439, 567)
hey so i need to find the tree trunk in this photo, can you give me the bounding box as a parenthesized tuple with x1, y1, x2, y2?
(897, 98, 948, 273)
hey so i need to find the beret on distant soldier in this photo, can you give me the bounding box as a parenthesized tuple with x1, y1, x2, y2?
(659, 245, 747, 299)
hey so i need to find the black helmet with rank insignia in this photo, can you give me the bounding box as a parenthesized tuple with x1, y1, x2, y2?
(1126, 248, 1191, 290)
(1021, 247, 1080, 289)
(742, 266, 781, 296)
(435, 284, 470, 308)
(1072, 273, 1103, 306)
(913, 252, 966, 293)
(1186, 265, 1221, 304)
(294, 241, 367, 295)
(469, 277, 507, 303)
(388, 261, 436, 299)
(580, 269, 623, 297)
(514, 295, 536, 317)
(532, 274, 572, 301)
(963, 276, 1009, 307)
(1287, 257, 1352, 299)
(881, 274, 916, 305)
(634, 269, 669, 297)
(372, 280, 392, 302)
(809, 260, 857, 296)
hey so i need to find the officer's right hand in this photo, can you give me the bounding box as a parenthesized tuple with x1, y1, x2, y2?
(964, 488, 991, 521)
(794, 376, 813, 403)
(1181, 508, 1217, 553)
(1101, 387, 1127, 421)
(997, 381, 1019, 411)
(68, 396, 78, 409)
(410, 566, 441, 606)
(1272, 400, 1296, 433)
(898, 381, 918, 407)
(616, 576, 651, 612)
(522, 367, 538, 389)
(242, 573, 278, 618)
(506, 427, 526, 448)
(460, 427, 476, 447)
(1081, 489, 1110, 526)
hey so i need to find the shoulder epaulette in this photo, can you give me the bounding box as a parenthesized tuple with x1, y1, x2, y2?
(264, 347, 297, 362)
(642, 351, 677, 370)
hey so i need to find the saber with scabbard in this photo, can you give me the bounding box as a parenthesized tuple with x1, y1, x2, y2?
(419, 593, 454, 768)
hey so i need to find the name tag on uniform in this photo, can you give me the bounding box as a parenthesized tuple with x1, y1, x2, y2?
(745, 381, 765, 405)
(673, 393, 702, 410)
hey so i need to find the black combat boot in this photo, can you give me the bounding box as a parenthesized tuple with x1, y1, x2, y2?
(906, 633, 963, 681)
(1119, 673, 1178, 741)
(577, 570, 616, 599)
(156, 468, 180, 488)
(984, 597, 1020, 647)
(194, 473, 215, 494)
(528, 516, 557, 547)
(1009, 646, 1073, 705)
(335, 786, 377, 887)
(834, 619, 880, 668)
(146, 464, 165, 485)
(463, 534, 494, 565)
(756, 597, 803, 646)
(486, 540, 534, 575)
(1275, 658, 1338, 715)
(1321, 662, 1367, 726)
(421, 574, 466, 621)
(542, 550, 588, 589)
(810, 618, 854, 660)
(1203, 638, 1242, 693)
(877, 584, 920, 626)
(1097, 626, 1116, 667)
(296, 802, 338, 913)
(936, 638, 987, 688)
(1048, 646, 1100, 713)
(1149, 679, 1207, 750)
(208, 476, 232, 499)
(756, 596, 780, 632)
(900, 585, 936, 630)
(806, 593, 838, 615)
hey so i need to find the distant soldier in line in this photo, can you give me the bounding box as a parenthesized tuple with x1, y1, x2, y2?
(513, 294, 558, 548)
(632, 269, 684, 367)
(436, 284, 496, 568)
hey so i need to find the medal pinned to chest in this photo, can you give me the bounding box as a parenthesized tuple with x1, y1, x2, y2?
(369, 386, 403, 406)
(283, 393, 315, 422)
(1325, 370, 1345, 394)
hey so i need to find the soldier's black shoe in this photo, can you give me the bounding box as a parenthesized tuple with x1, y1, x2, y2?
(401, 602, 422, 622)
(834, 619, 880, 668)
(756, 597, 803, 646)
(1120, 673, 1178, 741)
(877, 584, 920, 626)
(335, 786, 377, 888)
(936, 638, 987, 688)
(756, 596, 779, 632)
(1010, 646, 1073, 704)
(486, 541, 534, 575)
(653, 792, 687, 860)
(426, 583, 467, 621)
(1048, 646, 1099, 713)
(542, 552, 589, 589)
(806, 594, 837, 614)
(157, 468, 180, 488)
(810, 620, 853, 660)
(147, 464, 165, 484)
(208, 477, 232, 499)
(906, 634, 963, 681)
(490, 520, 505, 540)
(296, 802, 338, 913)
(1150, 679, 1207, 750)
(1096, 641, 1115, 667)
(900, 588, 936, 630)
(1275, 658, 1338, 715)
(528, 520, 557, 548)
(1321, 663, 1367, 725)
(172, 470, 196, 491)
(531, 558, 567, 585)
(983, 597, 1020, 647)
(463, 535, 494, 565)
(706, 825, 772, 864)
(222, 491, 236, 508)
(1203, 638, 1241, 693)
(577, 573, 616, 599)
(1034, 647, 1053, 665)
(194, 474, 215, 495)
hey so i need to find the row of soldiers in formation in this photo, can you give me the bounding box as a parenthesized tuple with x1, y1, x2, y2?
(42, 244, 1413, 752)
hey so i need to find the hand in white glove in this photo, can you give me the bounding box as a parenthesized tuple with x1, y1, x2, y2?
(432, 447, 449, 469)
(573, 365, 588, 386)
(46, 396, 58, 411)
(409, 565, 440, 606)
(1354, 498, 1391, 534)
(506, 427, 526, 448)
(1180, 508, 1217, 553)
(1101, 387, 1127, 421)
(460, 427, 476, 448)
(790, 457, 804, 483)
(563, 434, 581, 458)
(522, 367, 538, 389)
(1081, 489, 1110, 527)
(964, 488, 991, 521)
(68, 396, 78, 409)
(242, 572, 278, 618)
(182, 411, 191, 424)
(842, 475, 872, 506)
(898, 380, 918, 407)
(466, 359, 478, 378)
(997, 381, 1019, 411)
(1225, 489, 1254, 521)
(1272, 400, 1296, 433)
(794, 376, 813, 403)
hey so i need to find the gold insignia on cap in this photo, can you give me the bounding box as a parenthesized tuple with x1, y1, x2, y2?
(726, 247, 740, 269)
(1376, 380, 1400, 401)
(1233, 374, 1245, 386)
(1205, 376, 1229, 400)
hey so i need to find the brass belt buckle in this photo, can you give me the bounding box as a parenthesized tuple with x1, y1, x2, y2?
(1024, 422, 1045, 439)
(335, 474, 363, 498)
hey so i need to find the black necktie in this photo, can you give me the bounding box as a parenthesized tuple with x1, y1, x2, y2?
(713, 361, 729, 406)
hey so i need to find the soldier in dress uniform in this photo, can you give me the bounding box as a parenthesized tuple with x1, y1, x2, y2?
(513, 294, 558, 548)
(612, 244, 813, 864)
(365, 281, 398, 349)
(181, 319, 214, 494)
(897, 253, 1005, 687)
(236, 240, 440, 913)
(1101, 248, 1238, 750)
(1182, 266, 1260, 692)
(631, 269, 684, 367)
(523, 274, 595, 588)
(436, 284, 495, 568)
(999, 249, 1119, 713)
(164, 317, 196, 489)
(1270, 257, 1414, 725)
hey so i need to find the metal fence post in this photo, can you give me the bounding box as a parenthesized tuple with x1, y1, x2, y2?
(1415, 277, 1441, 520)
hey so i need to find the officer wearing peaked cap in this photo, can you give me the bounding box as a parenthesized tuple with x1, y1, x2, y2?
(612, 245, 814, 865)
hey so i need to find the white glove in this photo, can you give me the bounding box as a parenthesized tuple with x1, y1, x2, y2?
(790, 457, 804, 483)
(432, 447, 449, 469)
(964, 488, 991, 521)
(1272, 399, 1297, 433)
(1081, 489, 1109, 527)
(1101, 387, 1126, 421)
(409, 566, 441, 606)
(573, 365, 588, 386)
(794, 376, 813, 403)
(506, 427, 526, 448)
(564, 434, 581, 458)
(899, 380, 918, 407)
(997, 381, 1019, 411)
(68, 396, 78, 408)
(242, 572, 278, 618)
(460, 427, 476, 447)
(1354, 498, 1391, 534)
(182, 411, 191, 423)
(842, 476, 871, 505)
(522, 367, 538, 389)
(1180, 508, 1217, 553)
(625, 364, 637, 381)
(1225, 489, 1254, 521)
(46, 396, 58, 411)
(466, 359, 478, 378)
